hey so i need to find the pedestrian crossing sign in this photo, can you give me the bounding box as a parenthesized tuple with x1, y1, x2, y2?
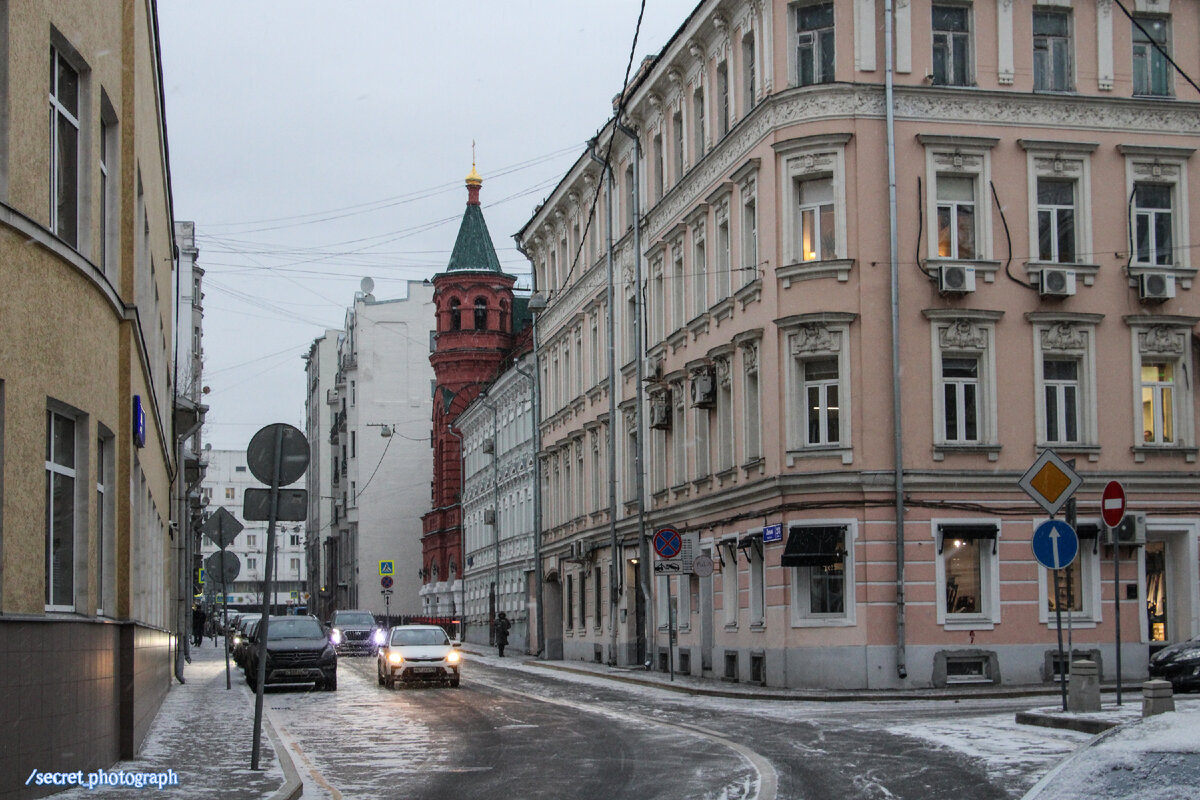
(380, 560, 394, 576)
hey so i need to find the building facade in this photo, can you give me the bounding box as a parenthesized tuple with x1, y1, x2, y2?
(0, 2, 181, 793)
(326, 282, 435, 618)
(517, 0, 1200, 689)
(457, 351, 536, 651)
(199, 449, 307, 611)
(304, 329, 341, 623)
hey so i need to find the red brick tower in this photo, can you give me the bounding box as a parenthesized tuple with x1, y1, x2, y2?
(421, 166, 516, 609)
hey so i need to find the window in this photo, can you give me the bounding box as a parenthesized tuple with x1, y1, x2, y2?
(248, 557, 257, 572)
(650, 258, 665, 343)
(797, 178, 835, 262)
(1032, 317, 1098, 450)
(1037, 179, 1076, 263)
(50, 47, 81, 246)
(743, 32, 757, 113)
(692, 88, 705, 161)
(785, 524, 854, 623)
(656, 574, 670, 630)
(625, 163, 635, 231)
(1141, 362, 1176, 445)
(579, 570, 587, 628)
(594, 567, 603, 629)
(717, 359, 734, 472)
(715, 206, 732, 300)
(671, 243, 685, 331)
(1132, 16, 1171, 97)
(45, 411, 77, 610)
(721, 540, 738, 626)
(1133, 183, 1173, 266)
(474, 297, 488, 330)
(741, 183, 758, 285)
(746, 535, 765, 625)
(671, 383, 687, 486)
(672, 110, 685, 180)
(290, 534, 301, 547)
(225, 487, 235, 500)
(796, 2, 835, 86)
(691, 222, 707, 316)
(1033, 10, 1072, 92)
(247, 534, 256, 547)
(99, 97, 119, 278)
(96, 430, 115, 615)
(784, 318, 851, 457)
(931, 5, 971, 86)
(937, 176, 976, 259)
(803, 357, 840, 446)
(717, 60, 730, 137)
(566, 573, 574, 629)
(929, 312, 999, 452)
(652, 133, 664, 202)
(935, 522, 999, 627)
(694, 403, 710, 479)
(449, 297, 461, 330)
(1043, 359, 1079, 444)
(741, 340, 762, 462)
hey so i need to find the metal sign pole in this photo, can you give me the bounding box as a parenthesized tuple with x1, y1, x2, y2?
(222, 551, 231, 690)
(251, 427, 283, 771)
(1053, 565, 1066, 712)
(1113, 526, 1123, 706)
(668, 576, 675, 682)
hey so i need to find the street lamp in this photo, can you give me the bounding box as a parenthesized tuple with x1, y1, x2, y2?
(526, 291, 547, 657)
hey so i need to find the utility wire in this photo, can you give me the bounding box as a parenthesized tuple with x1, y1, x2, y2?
(1114, 0, 1200, 97)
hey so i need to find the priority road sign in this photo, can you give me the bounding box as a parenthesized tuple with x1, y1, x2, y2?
(380, 560, 395, 576)
(1032, 519, 1079, 571)
(1019, 450, 1082, 516)
(1102, 481, 1127, 529)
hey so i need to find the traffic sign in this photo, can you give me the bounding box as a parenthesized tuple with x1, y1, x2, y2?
(198, 567, 206, 585)
(380, 560, 395, 576)
(246, 423, 310, 487)
(691, 554, 714, 577)
(1102, 481, 1127, 529)
(243, 488, 308, 522)
(653, 527, 682, 559)
(1019, 450, 1082, 516)
(1032, 520, 1079, 570)
(653, 560, 681, 574)
(205, 550, 242, 584)
(203, 506, 244, 549)
(381, 575, 393, 589)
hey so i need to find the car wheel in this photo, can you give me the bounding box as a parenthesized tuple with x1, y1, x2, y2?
(321, 672, 337, 692)
(450, 678, 460, 688)
(377, 663, 385, 686)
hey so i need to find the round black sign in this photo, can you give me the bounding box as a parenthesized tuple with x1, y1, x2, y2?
(246, 423, 310, 486)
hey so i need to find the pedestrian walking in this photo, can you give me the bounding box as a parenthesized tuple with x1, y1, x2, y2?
(192, 605, 207, 647)
(495, 612, 511, 658)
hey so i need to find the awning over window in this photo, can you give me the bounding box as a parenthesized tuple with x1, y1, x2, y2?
(781, 526, 846, 567)
(937, 523, 998, 554)
(1076, 523, 1100, 539)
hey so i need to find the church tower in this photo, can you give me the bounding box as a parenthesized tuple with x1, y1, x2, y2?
(420, 166, 516, 608)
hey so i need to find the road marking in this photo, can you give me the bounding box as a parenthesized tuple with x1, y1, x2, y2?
(469, 673, 778, 800)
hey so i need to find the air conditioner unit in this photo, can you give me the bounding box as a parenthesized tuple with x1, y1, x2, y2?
(1107, 512, 1147, 546)
(481, 438, 494, 454)
(644, 357, 664, 381)
(1139, 272, 1175, 302)
(484, 508, 496, 525)
(690, 369, 716, 407)
(1038, 268, 1076, 297)
(649, 396, 672, 429)
(938, 264, 976, 294)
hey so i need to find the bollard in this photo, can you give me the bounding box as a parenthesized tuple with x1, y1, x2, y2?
(1142, 679, 1175, 717)
(1067, 660, 1101, 712)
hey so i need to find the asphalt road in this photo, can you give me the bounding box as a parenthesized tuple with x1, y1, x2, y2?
(261, 654, 1081, 800)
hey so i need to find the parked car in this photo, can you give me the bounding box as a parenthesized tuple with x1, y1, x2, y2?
(328, 609, 384, 655)
(377, 624, 461, 688)
(233, 618, 259, 668)
(1148, 635, 1200, 692)
(245, 616, 337, 692)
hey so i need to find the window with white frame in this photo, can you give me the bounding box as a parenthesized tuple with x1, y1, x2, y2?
(783, 317, 852, 454)
(796, 177, 835, 262)
(932, 4, 971, 86)
(795, 2, 835, 86)
(45, 410, 79, 610)
(50, 46, 82, 247)
(653, 133, 664, 202)
(650, 257, 665, 343)
(691, 221, 708, 316)
(715, 204, 732, 300)
(716, 357, 734, 472)
(692, 87, 705, 162)
(1120, 146, 1190, 275)
(1139, 353, 1181, 447)
(1132, 15, 1171, 97)
(1031, 317, 1099, 449)
(721, 539, 738, 626)
(99, 95, 118, 279)
(922, 137, 995, 266)
(742, 31, 757, 113)
(1021, 141, 1095, 270)
(652, 418, 667, 494)
(785, 523, 854, 623)
(935, 522, 999, 627)
(741, 180, 758, 285)
(928, 313, 1000, 449)
(1132, 183, 1174, 266)
(1033, 9, 1072, 92)
(740, 340, 762, 462)
(671, 242, 686, 331)
(566, 573, 575, 629)
(936, 176, 976, 259)
(717, 60, 730, 137)
(590, 432, 603, 512)
(1037, 179, 1076, 263)
(693, 401, 710, 479)
(657, 574, 669, 629)
(743, 533, 765, 625)
(780, 135, 849, 270)
(624, 163, 635, 232)
(673, 110, 685, 180)
(625, 412, 638, 501)
(671, 381, 687, 486)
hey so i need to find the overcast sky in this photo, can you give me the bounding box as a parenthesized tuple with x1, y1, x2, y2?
(158, 1, 698, 450)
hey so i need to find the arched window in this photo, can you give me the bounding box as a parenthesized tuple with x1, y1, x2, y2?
(474, 296, 488, 330)
(499, 299, 510, 332)
(449, 297, 461, 331)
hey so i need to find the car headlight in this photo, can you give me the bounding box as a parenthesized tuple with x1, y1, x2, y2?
(322, 645, 336, 659)
(232, 636, 241, 646)
(331, 629, 342, 644)
(388, 652, 403, 665)
(373, 629, 386, 645)
(447, 651, 461, 664)
(1176, 648, 1200, 661)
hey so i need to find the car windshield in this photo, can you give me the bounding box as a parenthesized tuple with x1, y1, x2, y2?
(390, 628, 449, 647)
(335, 613, 376, 626)
(267, 618, 325, 640)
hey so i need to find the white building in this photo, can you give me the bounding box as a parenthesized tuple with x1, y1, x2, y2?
(200, 448, 307, 611)
(454, 351, 536, 649)
(304, 329, 341, 623)
(326, 281, 436, 617)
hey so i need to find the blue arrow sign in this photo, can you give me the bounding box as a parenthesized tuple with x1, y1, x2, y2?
(1032, 520, 1079, 570)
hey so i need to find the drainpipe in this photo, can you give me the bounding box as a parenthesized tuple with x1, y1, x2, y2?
(588, 137, 624, 665)
(614, 119, 650, 669)
(885, 0, 908, 681)
(446, 424, 465, 636)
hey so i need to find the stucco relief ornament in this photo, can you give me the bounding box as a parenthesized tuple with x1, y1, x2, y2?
(1041, 322, 1086, 353)
(672, 381, 686, 409)
(740, 341, 758, 373)
(1140, 326, 1185, 356)
(715, 357, 732, 387)
(791, 323, 839, 355)
(940, 319, 987, 351)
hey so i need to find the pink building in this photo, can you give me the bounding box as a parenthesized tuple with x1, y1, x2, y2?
(516, 0, 1200, 689)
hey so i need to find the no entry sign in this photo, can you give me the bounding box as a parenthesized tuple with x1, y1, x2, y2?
(1102, 481, 1127, 529)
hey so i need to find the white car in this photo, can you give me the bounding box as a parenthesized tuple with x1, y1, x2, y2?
(377, 624, 461, 688)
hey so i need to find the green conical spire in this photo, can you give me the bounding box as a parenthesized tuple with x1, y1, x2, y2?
(445, 166, 503, 273)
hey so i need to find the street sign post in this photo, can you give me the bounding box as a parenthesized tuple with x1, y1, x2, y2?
(1019, 450, 1082, 516)
(1032, 520, 1079, 571)
(203, 506, 244, 549)
(379, 560, 395, 577)
(1103, 480, 1128, 706)
(243, 488, 307, 522)
(652, 527, 684, 683)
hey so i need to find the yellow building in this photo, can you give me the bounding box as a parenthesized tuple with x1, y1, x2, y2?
(0, 2, 180, 793)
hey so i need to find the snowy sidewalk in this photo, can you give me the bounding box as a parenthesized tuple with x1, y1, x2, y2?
(55, 642, 297, 800)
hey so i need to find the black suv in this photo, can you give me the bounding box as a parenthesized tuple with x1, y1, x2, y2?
(245, 616, 337, 691)
(329, 609, 382, 655)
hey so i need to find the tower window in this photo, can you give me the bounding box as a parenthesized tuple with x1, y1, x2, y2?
(474, 297, 488, 330)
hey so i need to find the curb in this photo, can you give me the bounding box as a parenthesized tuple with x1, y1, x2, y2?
(262, 713, 303, 800)
(1014, 710, 1123, 735)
